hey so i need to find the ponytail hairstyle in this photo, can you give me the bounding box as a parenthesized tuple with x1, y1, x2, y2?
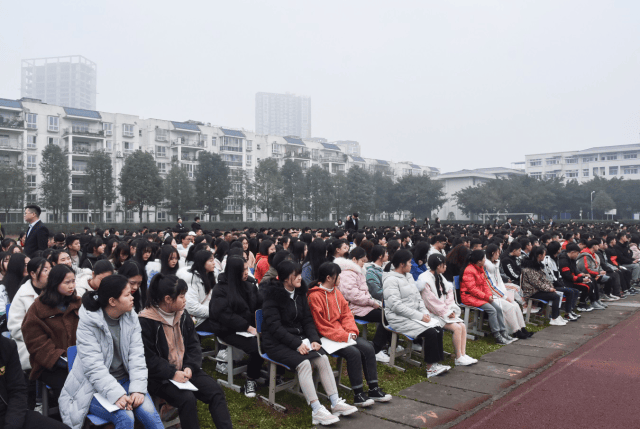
(427, 253, 447, 297)
(275, 260, 302, 285)
(39, 264, 76, 308)
(348, 246, 366, 262)
(80, 237, 104, 267)
(160, 245, 180, 275)
(386, 240, 401, 263)
(190, 250, 215, 295)
(186, 242, 210, 265)
(82, 274, 129, 312)
(460, 249, 486, 276)
(384, 249, 413, 272)
(146, 273, 188, 309)
(309, 262, 341, 289)
(370, 245, 387, 264)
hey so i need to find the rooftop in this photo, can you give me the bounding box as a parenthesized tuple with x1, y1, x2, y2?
(221, 128, 246, 138)
(171, 121, 200, 132)
(63, 107, 101, 119)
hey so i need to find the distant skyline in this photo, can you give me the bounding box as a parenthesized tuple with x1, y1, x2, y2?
(1, 1, 639, 173)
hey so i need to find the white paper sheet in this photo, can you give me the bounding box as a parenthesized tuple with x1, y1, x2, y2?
(320, 337, 357, 354)
(236, 331, 256, 338)
(169, 380, 199, 391)
(94, 393, 120, 413)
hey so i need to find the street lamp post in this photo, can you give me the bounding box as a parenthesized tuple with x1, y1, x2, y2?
(590, 191, 595, 220)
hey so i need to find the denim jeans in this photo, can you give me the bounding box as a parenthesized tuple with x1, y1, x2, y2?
(88, 379, 163, 429)
(480, 301, 507, 334)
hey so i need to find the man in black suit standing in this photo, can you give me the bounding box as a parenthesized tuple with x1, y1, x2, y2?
(23, 205, 49, 257)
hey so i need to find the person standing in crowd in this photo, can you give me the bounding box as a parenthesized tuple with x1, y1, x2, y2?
(60, 275, 164, 429)
(23, 205, 49, 258)
(175, 217, 186, 232)
(191, 216, 202, 233)
(140, 274, 232, 429)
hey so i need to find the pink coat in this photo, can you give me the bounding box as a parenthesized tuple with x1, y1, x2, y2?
(335, 258, 379, 317)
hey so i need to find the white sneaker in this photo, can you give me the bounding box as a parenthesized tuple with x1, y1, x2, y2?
(426, 364, 447, 378)
(330, 398, 358, 416)
(434, 362, 451, 373)
(455, 355, 477, 366)
(375, 350, 390, 363)
(412, 343, 423, 352)
(549, 317, 567, 326)
(312, 406, 340, 425)
(464, 354, 478, 364)
(395, 345, 405, 353)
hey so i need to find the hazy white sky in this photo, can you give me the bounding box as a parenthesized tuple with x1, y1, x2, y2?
(1, 0, 639, 172)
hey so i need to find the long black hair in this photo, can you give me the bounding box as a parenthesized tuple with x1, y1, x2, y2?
(118, 261, 144, 312)
(109, 242, 131, 269)
(3, 253, 28, 302)
(304, 238, 327, 281)
(522, 245, 546, 270)
(160, 245, 180, 275)
(190, 250, 215, 295)
(427, 253, 448, 298)
(82, 274, 128, 312)
(40, 264, 76, 308)
(370, 245, 387, 264)
(27, 257, 49, 288)
(186, 242, 209, 265)
(258, 239, 273, 256)
(214, 241, 229, 263)
(133, 240, 155, 267)
(291, 241, 307, 264)
(412, 242, 430, 265)
(221, 256, 246, 310)
(275, 260, 302, 285)
(146, 273, 188, 309)
(309, 262, 341, 288)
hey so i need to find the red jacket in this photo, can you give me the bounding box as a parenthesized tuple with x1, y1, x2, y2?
(307, 285, 359, 343)
(254, 253, 269, 283)
(461, 264, 492, 308)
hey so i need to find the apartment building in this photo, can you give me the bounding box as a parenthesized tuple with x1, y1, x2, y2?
(525, 144, 640, 183)
(0, 96, 439, 224)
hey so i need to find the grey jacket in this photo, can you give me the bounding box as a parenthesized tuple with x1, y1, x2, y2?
(382, 271, 438, 338)
(60, 306, 148, 429)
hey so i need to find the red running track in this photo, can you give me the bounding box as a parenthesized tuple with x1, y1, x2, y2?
(452, 311, 640, 429)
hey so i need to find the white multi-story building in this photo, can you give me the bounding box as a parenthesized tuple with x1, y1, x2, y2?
(525, 144, 640, 183)
(255, 92, 311, 138)
(0, 96, 441, 224)
(433, 167, 526, 221)
(21, 56, 97, 111)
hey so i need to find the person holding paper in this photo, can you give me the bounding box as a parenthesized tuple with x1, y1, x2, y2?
(59, 274, 164, 429)
(262, 260, 357, 426)
(139, 273, 232, 429)
(22, 264, 81, 395)
(209, 256, 264, 399)
(177, 250, 216, 332)
(417, 254, 477, 366)
(382, 250, 450, 379)
(308, 261, 392, 407)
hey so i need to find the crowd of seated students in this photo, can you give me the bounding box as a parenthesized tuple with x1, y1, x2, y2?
(1, 217, 640, 427)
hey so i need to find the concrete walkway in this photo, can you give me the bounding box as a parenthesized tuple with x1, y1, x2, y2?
(319, 294, 640, 428)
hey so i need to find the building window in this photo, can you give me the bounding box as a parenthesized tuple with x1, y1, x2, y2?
(529, 159, 541, 166)
(221, 136, 243, 152)
(583, 169, 589, 177)
(157, 162, 167, 173)
(530, 172, 542, 179)
(47, 137, 60, 146)
(123, 141, 134, 152)
(72, 161, 87, 172)
(156, 146, 166, 157)
(26, 155, 37, 169)
(26, 194, 37, 204)
(126, 211, 134, 222)
(566, 170, 578, 178)
(624, 153, 637, 159)
(582, 157, 594, 163)
(545, 158, 559, 165)
(565, 157, 577, 164)
(27, 135, 37, 149)
(72, 213, 88, 223)
(609, 166, 618, 175)
(246, 155, 252, 166)
(157, 211, 166, 221)
(246, 140, 253, 151)
(103, 123, 113, 136)
(222, 154, 243, 167)
(545, 172, 557, 179)
(256, 143, 261, 150)
(601, 154, 617, 161)
(72, 176, 86, 191)
(72, 197, 89, 210)
(123, 124, 134, 137)
(623, 167, 638, 175)
(105, 140, 113, 152)
(156, 129, 168, 141)
(211, 136, 216, 147)
(26, 113, 37, 129)
(48, 116, 59, 132)
(181, 163, 195, 178)
(272, 144, 280, 154)
(27, 175, 36, 188)
(105, 211, 113, 222)
(600, 167, 606, 176)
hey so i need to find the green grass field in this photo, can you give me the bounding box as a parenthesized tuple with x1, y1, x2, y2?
(195, 319, 550, 428)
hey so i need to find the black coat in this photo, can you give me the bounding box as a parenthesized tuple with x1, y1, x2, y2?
(0, 335, 29, 429)
(558, 252, 588, 285)
(501, 254, 521, 285)
(175, 223, 186, 232)
(614, 242, 635, 265)
(190, 222, 202, 232)
(80, 253, 101, 270)
(23, 220, 49, 258)
(139, 310, 202, 383)
(260, 279, 322, 368)
(209, 277, 262, 338)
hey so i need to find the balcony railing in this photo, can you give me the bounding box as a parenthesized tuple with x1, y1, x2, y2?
(220, 145, 243, 152)
(224, 161, 243, 167)
(285, 151, 311, 159)
(181, 154, 198, 161)
(0, 160, 19, 166)
(0, 117, 25, 130)
(171, 139, 205, 148)
(63, 127, 105, 138)
(320, 155, 346, 163)
(72, 166, 87, 173)
(156, 152, 168, 158)
(0, 138, 23, 150)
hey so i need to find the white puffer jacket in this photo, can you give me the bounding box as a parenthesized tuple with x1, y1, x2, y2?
(7, 280, 39, 370)
(177, 267, 212, 327)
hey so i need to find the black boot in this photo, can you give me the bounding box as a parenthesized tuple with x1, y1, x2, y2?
(521, 327, 533, 338)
